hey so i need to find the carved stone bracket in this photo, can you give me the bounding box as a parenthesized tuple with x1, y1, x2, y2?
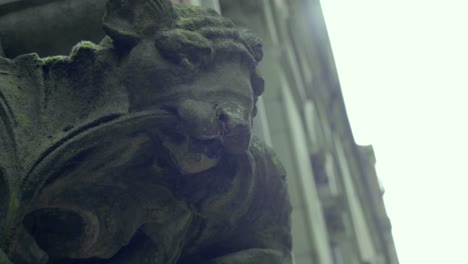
(0, 1, 292, 263)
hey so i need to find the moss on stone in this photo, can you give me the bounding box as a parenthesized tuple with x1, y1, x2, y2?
(40, 55, 68, 65)
(17, 114, 29, 125)
(70, 41, 103, 58)
(37, 41, 105, 68)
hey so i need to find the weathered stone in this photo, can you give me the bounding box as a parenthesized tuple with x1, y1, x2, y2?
(0, 0, 291, 263)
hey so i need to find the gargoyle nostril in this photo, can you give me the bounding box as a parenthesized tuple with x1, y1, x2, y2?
(214, 104, 227, 122)
(218, 112, 228, 122)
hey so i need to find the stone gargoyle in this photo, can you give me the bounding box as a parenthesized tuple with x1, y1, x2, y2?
(0, 0, 292, 263)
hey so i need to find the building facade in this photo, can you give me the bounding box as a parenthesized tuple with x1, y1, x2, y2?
(191, 1, 400, 264)
(0, 0, 399, 263)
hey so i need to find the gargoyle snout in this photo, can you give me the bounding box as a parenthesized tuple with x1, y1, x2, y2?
(178, 99, 252, 153)
(178, 99, 220, 139)
(217, 104, 251, 137)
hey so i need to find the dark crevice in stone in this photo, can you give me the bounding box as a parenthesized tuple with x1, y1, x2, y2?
(23, 208, 85, 258)
(0, 168, 9, 226)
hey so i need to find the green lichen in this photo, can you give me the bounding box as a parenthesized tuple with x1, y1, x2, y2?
(71, 41, 102, 54)
(5, 195, 17, 227)
(38, 41, 103, 67)
(17, 114, 29, 125)
(40, 55, 68, 65)
(272, 157, 281, 167)
(1, 193, 17, 245)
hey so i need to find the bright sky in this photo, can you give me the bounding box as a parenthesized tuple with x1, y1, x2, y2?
(320, 1, 468, 263)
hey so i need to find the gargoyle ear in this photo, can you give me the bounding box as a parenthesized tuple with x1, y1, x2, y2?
(103, 0, 177, 48)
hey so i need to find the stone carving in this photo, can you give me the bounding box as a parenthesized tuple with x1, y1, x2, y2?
(0, 0, 291, 263)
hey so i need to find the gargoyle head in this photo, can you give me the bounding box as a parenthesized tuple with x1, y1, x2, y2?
(103, 0, 265, 174)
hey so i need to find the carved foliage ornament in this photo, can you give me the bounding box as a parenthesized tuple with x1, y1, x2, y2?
(0, 0, 291, 263)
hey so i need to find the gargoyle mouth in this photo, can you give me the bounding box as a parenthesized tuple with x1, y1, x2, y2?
(189, 137, 223, 159)
(159, 132, 224, 175)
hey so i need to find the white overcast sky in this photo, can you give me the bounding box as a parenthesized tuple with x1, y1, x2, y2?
(321, 1, 468, 263)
